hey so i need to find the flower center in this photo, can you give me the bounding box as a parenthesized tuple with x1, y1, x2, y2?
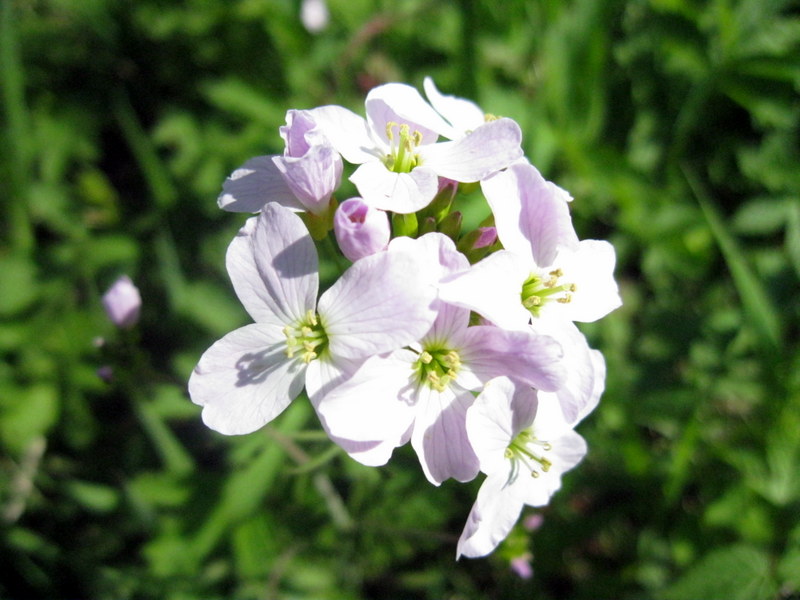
(520, 269, 577, 317)
(282, 310, 328, 364)
(504, 429, 553, 485)
(383, 122, 422, 173)
(414, 346, 461, 392)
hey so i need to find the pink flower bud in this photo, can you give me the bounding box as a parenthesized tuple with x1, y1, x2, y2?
(510, 554, 533, 579)
(334, 198, 390, 262)
(102, 275, 141, 329)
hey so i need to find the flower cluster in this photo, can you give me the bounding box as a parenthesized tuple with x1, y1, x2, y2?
(190, 78, 621, 560)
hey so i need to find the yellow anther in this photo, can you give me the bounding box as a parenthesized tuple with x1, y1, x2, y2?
(549, 268, 564, 278)
(419, 351, 433, 364)
(484, 113, 499, 122)
(531, 471, 540, 478)
(385, 121, 397, 141)
(557, 294, 572, 304)
(305, 310, 318, 326)
(301, 326, 313, 337)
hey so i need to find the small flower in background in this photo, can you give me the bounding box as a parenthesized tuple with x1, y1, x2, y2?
(333, 198, 390, 261)
(96, 365, 114, 383)
(510, 553, 534, 579)
(301, 0, 329, 33)
(102, 275, 141, 329)
(523, 513, 544, 532)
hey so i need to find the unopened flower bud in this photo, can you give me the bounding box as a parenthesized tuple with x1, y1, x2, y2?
(102, 275, 141, 329)
(334, 198, 390, 261)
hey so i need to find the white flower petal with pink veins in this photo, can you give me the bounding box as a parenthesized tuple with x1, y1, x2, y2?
(349, 161, 440, 213)
(217, 155, 304, 213)
(188, 323, 307, 435)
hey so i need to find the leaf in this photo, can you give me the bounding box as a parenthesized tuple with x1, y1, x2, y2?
(686, 169, 782, 349)
(659, 544, 777, 600)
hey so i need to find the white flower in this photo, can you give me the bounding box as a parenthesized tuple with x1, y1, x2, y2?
(456, 377, 588, 559)
(189, 203, 438, 434)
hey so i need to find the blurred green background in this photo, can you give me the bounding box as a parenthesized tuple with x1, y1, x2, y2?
(1, 0, 799, 598)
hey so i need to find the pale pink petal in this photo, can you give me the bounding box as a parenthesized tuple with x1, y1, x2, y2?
(423, 76, 485, 139)
(456, 326, 565, 392)
(251, 204, 319, 324)
(411, 384, 479, 485)
(483, 162, 578, 267)
(272, 144, 342, 215)
(188, 323, 306, 435)
(366, 83, 450, 143)
(350, 162, 439, 213)
(531, 320, 600, 425)
(217, 156, 303, 213)
(304, 353, 364, 406)
(420, 118, 523, 182)
(307, 105, 379, 164)
(438, 251, 531, 331)
(457, 473, 524, 559)
(226, 217, 286, 326)
(318, 250, 437, 360)
(314, 351, 417, 443)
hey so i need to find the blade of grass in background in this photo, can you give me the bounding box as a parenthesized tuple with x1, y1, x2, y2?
(685, 167, 782, 351)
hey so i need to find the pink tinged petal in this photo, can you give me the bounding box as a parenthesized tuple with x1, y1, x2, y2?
(251, 204, 319, 324)
(483, 162, 578, 268)
(510, 555, 534, 579)
(457, 326, 566, 392)
(388, 231, 470, 281)
(188, 323, 306, 435)
(272, 145, 343, 215)
(411, 384, 480, 485)
(102, 275, 141, 329)
(420, 118, 523, 182)
(350, 162, 439, 213)
(333, 198, 391, 261)
(365, 83, 450, 143)
(314, 351, 418, 444)
(304, 353, 364, 407)
(439, 250, 532, 331)
(423, 76, 486, 139)
(466, 377, 537, 474)
(531, 320, 600, 425)
(424, 302, 471, 347)
(457, 473, 525, 559)
(328, 435, 408, 467)
(318, 250, 438, 359)
(226, 217, 287, 326)
(307, 105, 378, 164)
(545, 240, 622, 323)
(280, 109, 317, 156)
(217, 156, 303, 213)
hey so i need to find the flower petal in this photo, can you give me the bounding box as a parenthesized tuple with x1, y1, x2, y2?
(423, 76, 485, 139)
(411, 384, 480, 485)
(421, 118, 523, 182)
(308, 105, 379, 164)
(439, 250, 531, 331)
(251, 203, 319, 324)
(318, 249, 437, 360)
(314, 351, 417, 443)
(365, 82, 451, 143)
(457, 473, 524, 559)
(483, 162, 578, 268)
(457, 326, 565, 392)
(350, 162, 439, 213)
(217, 156, 303, 213)
(188, 323, 306, 435)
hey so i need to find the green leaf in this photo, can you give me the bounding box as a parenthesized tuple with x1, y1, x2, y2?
(0, 254, 38, 317)
(687, 169, 782, 349)
(0, 383, 58, 453)
(659, 544, 777, 600)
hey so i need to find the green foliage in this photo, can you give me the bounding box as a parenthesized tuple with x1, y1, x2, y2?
(1, 0, 799, 598)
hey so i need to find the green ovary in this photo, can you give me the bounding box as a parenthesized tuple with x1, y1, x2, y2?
(283, 310, 328, 364)
(414, 347, 462, 392)
(383, 122, 422, 173)
(520, 269, 576, 317)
